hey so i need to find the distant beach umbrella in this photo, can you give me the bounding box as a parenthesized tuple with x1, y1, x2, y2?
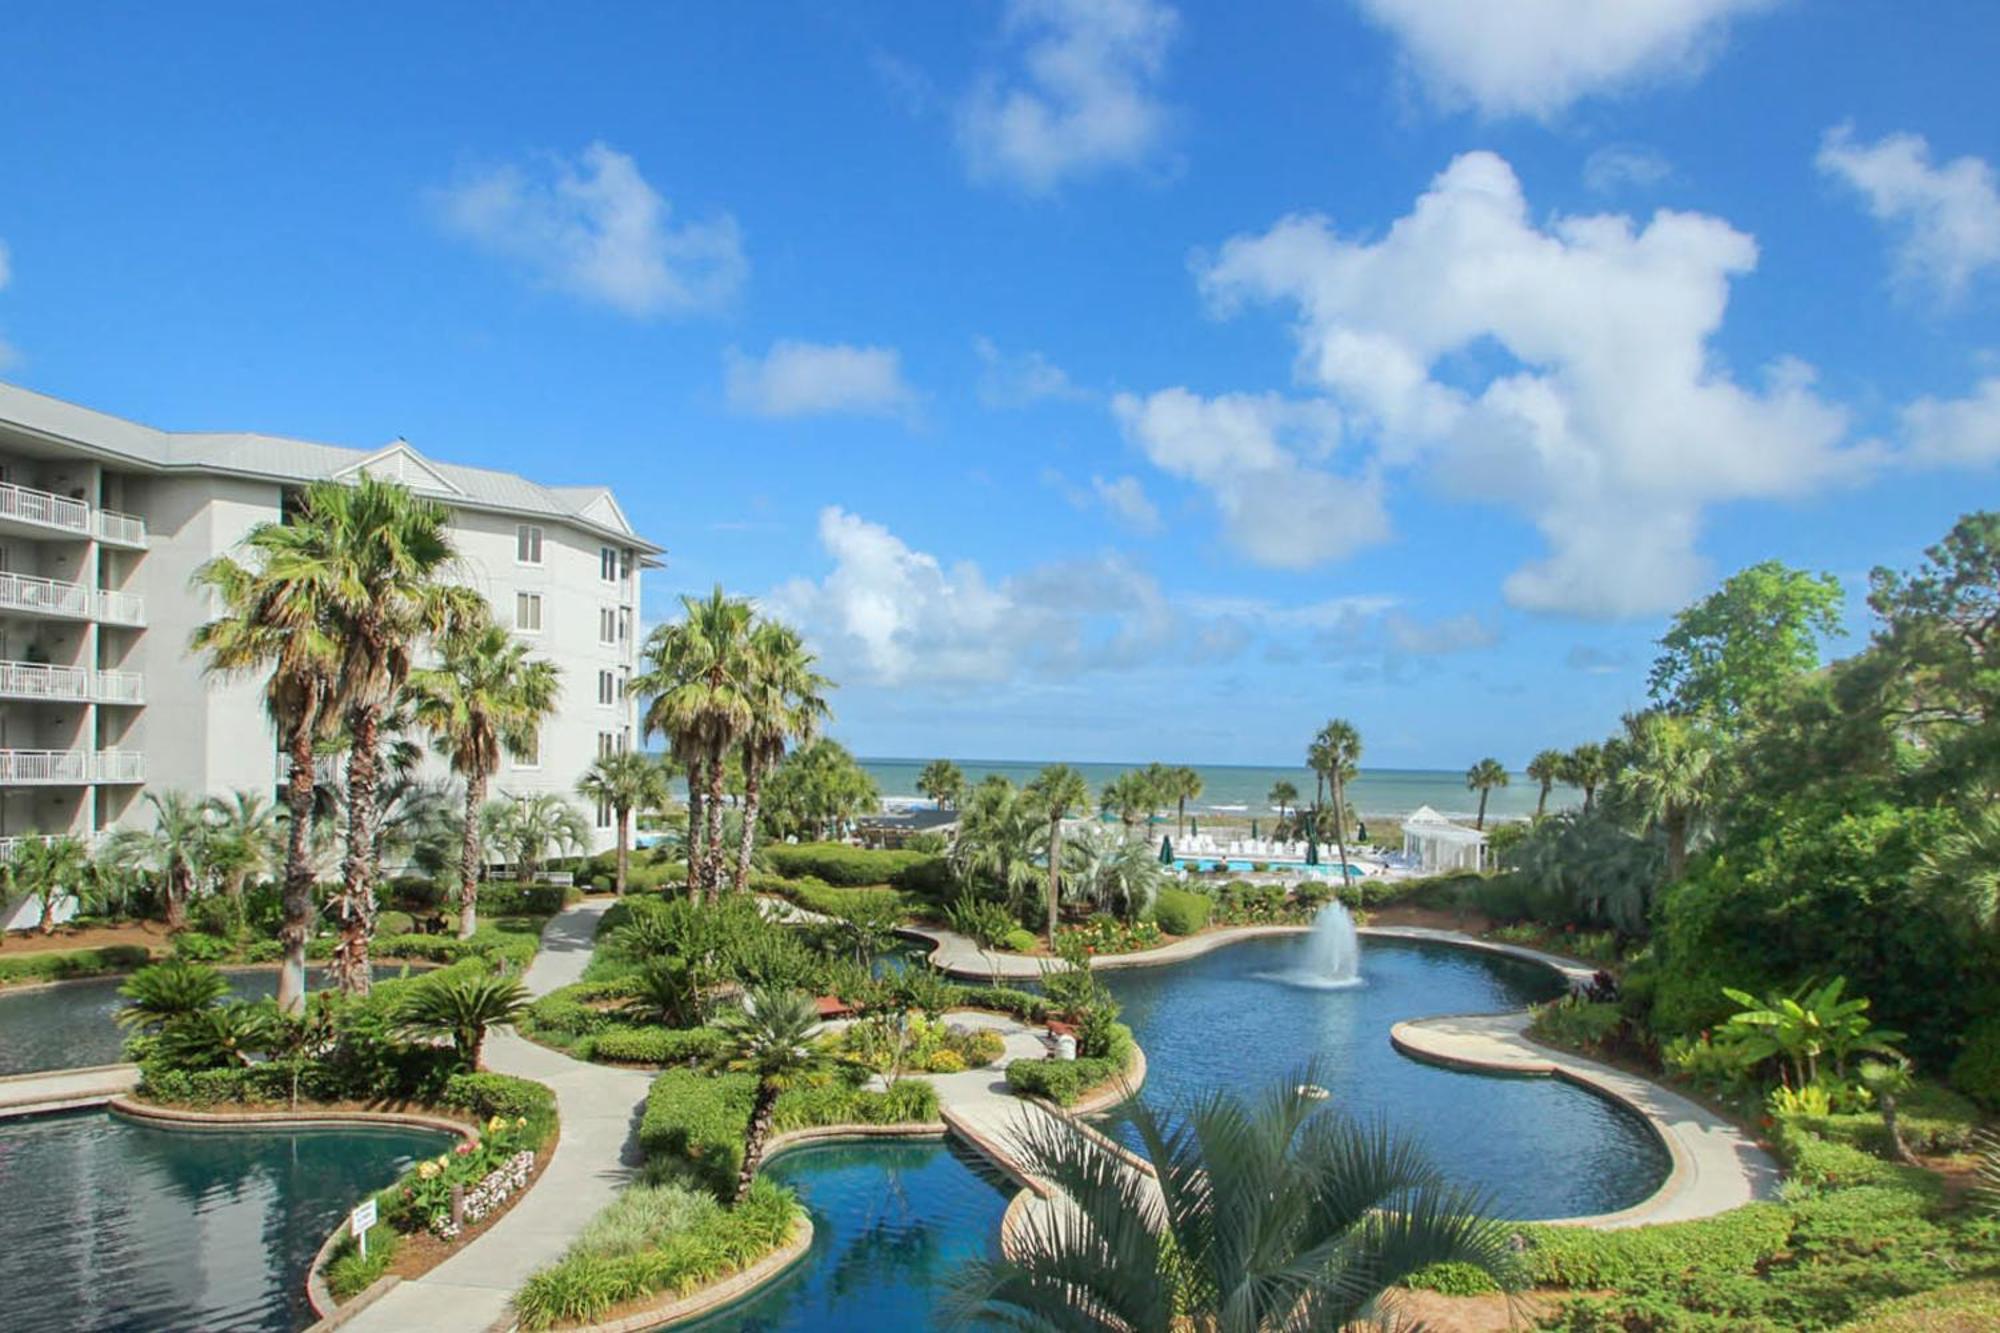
(1251, 819, 1260, 838)
(1159, 835, 1174, 865)
(1191, 816, 1199, 835)
(1357, 821, 1369, 843)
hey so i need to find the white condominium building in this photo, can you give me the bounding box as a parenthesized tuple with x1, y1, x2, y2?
(0, 381, 660, 857)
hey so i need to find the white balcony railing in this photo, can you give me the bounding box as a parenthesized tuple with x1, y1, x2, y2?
(95, 588, 146, 625)
(0, 749, 145, 785)
(95, 509, 148, 547)
(0, 661, 91, 701)
(0, 832, 70, 863)
(0, 480, 90, 534)
(94, 669, 143, 703)
(0, 571, 92, 619)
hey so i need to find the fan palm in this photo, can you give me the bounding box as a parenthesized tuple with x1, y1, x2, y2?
(202, 790, 281, 903)
(916, 758, 966, 810)
(1526, 749, 1564, 819)
(1026, 764, 1090, 944)
(952, 780, 1043, 921)
(713, 986, 830, 1204)
(482, 793, 592, 882)
(1313, 719, 1363, 877)
(576, 750, 674, 894)
(103, 790, 214, 932)
(1064, 825, 1165, 922)
(1465, 757, 1509, 831)
(409, 620, 562, 934)
(7, 836, 94, 935)
(635, 586, 756, 900)
(1562, 742, 1608, 814)
(948, 1070, 1521, 1330)
(1267, 779, 1298, 830)
(731, 619, 830, 894)
(398, 973, 530, 1069)
(1169, 764, 1202, 836)
(1098, 771, 1156, 837)
(1611, 713, 1718, 882)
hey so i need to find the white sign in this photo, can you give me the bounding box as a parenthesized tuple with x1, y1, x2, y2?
(351, 1198, 378, 1256)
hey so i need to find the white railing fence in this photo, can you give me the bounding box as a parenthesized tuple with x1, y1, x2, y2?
(0, 480, 90, 533)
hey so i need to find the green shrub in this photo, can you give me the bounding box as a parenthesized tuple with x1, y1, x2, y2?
(439, 1071, 558, 1143)
(1519, 1203, 1795, 1288)
(953, 986, 1052, 1022)
(1950, 1016, 2000, 1110)
(324, 1224, 398, 1300)
(1151, 886, 1211, 936)
(1005, 1055, 1125, 1106)
(375, 919, 540, 970)
(763, 843, 931, 888)
(0, 943, 150, 986)
(1528, 997, 1624, 1053)
(1403, 1261, 1503, 1295)
(470, 882, 577, 917)
(592, 1026, 728, 1066)
(1000, 928, 1038, 954)
(170, 931, 233, 962)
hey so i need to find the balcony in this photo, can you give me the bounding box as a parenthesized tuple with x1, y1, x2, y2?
(0, 480, 90, 538)
(96, 508, 148, 549)
(0, 572, 146, 626)
(0, 749, 144, 785)
(0, 833, 72, 863)
(95, 669, 143, 704)
(0, 661, 90, 701)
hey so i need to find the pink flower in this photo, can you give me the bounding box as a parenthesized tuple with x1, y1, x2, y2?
(455, 1142, 474, 1155)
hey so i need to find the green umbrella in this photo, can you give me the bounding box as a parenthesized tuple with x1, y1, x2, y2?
(1305, 810, 1320, 866)
(1251, 819, 1260, 839)
(1159, 835, 1174, 865)
(1191, 816, 1199, 836)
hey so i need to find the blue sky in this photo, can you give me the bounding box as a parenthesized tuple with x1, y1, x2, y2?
(3, 2, 1998, 768)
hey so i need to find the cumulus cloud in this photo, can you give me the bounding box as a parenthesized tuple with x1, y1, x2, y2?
(725, 341, 919, 421)
(768, 507, 1173, 686)
(974, 336, 1089, 407)
(1112, 388, 1390, 569)
(958, 0, 1178, 193)
(1817, 125, 2000, 303)
(433, 143, 744, 317)
(1355, 0, 1776, 120)
(1584, 145, 1675, 194)
(1092, 474, 1162, 533)
(1197, 150, 1864, 618)
(1902, 377, 2000, 467)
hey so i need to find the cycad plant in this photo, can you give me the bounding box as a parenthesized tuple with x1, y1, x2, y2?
(714, 986, 829, 1203)
(948, 1071, 1521, 1330)
(117, 959, 232, 1031)
(156, 1002, 280, 1070)
(399, 973, 530, 1069)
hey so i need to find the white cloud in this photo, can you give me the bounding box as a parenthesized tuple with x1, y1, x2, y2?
(1355, 0, 1776, 120)
(1384, 611, 1496, 655)
(958, 0, 1178, 193)
(1112, 387, 1390, 569)
(434, 142, 744, 317)
(1817, 125, 2000, 303)
(1584, 145, 1674, 194)
(768, 507, 1173, 686)
(1198, 150, 1863, 617)
(974, 336, 1089, 407)
(1092, 474, 1162, 533)
(725, 341, 919, 421)
(1902, 377, 2000, 467)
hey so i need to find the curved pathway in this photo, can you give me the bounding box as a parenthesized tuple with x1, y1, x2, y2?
(336, 899, 655, 1333)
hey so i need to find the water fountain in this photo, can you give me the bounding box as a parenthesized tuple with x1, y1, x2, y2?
(1299, 901, 1362, 988)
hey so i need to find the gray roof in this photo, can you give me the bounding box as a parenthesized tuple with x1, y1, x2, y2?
(0, 380, 661, 554)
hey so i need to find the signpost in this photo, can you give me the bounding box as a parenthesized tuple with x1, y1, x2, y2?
(350, 1198, 379, 1258)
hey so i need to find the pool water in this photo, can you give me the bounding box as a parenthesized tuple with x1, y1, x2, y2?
(1102, 935, 1671, 1219)
(0, 1109, 449, 1332)
(684, 1139, 1011, 1332)
(0, 964, 432, 1076)
(1174, 858, 1367, 877)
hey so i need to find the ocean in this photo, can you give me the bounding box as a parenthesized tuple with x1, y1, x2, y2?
(857, 758, 1578, 824)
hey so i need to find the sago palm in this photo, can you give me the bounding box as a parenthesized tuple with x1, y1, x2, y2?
(948, 1071, 1521, 1331)
(714, 986, 829, 1204)
(1466, 757, 1509, 831)
(399, 973, 530, 1069)
(117, 959, 231, 1031)
(730, 619, 830, 894)
(409, 620, 562, 935)
(576, 750, 674, 894)
(1026, 764, 1090, 944)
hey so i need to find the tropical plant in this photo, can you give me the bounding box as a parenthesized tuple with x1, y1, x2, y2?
(1857, 1057, 1922, 1166)
(1560, 742, 1608, 814)
(1097, 771, 1157, 836)
(916, 758, 966, 810)
(399, 973, 530, 1069)
(482, 793, 591, 882)
(1916, 802, 2000, 936)
(6, 835, 94, 935)
(156, 1001, 281, 1070)
(1465, 757, 1509, 831)
(1311, 719, 1362, 874)
(952, 780, 1043, 919)
(758, 739, 878, 843)
(946, 1071, 1520, 1330)
(832, 899, 905, 967)
(1611, 712, 1719, 882)
(1026, 764, 1090, 944)
(1718, 977, 1905, 1089)
(634, 586, 757, 900)
(1167, 764, 1202, 836)
(1063, 825, 1165, 922)
(712, 987, 829, 1203)
(102, 790, 214, 932)
(575, 751, 673, 895)
(202, 790, 282, 902)
(116, 958, 231, 1031)
(730, 619, 830, 894)
(409, 619, 562, 935)
(1267, 779, 1298, 829)
(1526, 749, 1564, 818)
(621, 958, 708, 1028)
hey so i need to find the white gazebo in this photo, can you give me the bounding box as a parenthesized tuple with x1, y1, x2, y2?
(1401, 805, 1487, 873)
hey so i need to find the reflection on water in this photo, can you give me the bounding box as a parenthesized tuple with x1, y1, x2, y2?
(0, 1110, 448, 1332)
(683, 1139, 1010, 1332)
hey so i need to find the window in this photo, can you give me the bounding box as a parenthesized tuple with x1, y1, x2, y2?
(597, 670, 617, 706)
(516, 525, 544, 565)
(515, 592, 543, 633)
(620, 549, 634, 582)
(515, 729, 541, 769)
(598, 607, 617, 645)
(598, 731, 617, 759)
(595, 795, 614, 829)
(617, 607, 633, 644)
(600, 546, 618, 582)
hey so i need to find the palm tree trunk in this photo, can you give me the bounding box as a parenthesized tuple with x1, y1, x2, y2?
(459, 770, 486, 939)
(1332, 774, 1350, 888)
(734, 754, 763, 895)
(1476, 789, 1490, 830)
(735, 1082, 781, 1204)
(1536, 782, 1550, 818)
(39, 893, 55, 934)
(684, 755, 705, 902)
(1583, 784, 1596, 814)
(703, 740, 728, 902)
(1666, 811, 1688, 883)
(615, 802, 630, 895)
(1881, 1091, 1919, 1166)
(1176, 796, 1186, 837)
(1046, 815, 1063, 943)
(164, 863, 189, 932)
(335, 704, 382, 996)
(278, 723, 318, 1015)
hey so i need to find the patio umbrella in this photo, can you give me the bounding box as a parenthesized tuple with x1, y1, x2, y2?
(1159, 835, 1174, 865)
(1251, 819, 1260, 839)
(1305, 811, 1320, 866)
(1190, 816, 1198, 836)
(1357, 820, 1369, 844)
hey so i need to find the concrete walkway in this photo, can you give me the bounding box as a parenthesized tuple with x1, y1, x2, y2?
(1391, 1010, 1781, 1227)
(0, 1062, 140, 1119)
(337, 898, 655, 1333)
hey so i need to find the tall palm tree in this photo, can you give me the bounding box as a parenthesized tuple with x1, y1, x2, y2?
(192, 538, 345, 1014)
(1169, 764, 1202, 836)
(948, 1071, 1520, 1330)
(576, 751, 673, 894)
(1564, 742, 1608, 814)
(408, 621, 562, 936)
(714, 987, 830, 1204)
(8, 836, 94, 935)
(1613, 713, 1717, 882)
(1466, 757, 1509, 831)
(104, 791, 214, 932)
(1098, 771, 1154, 837)
(635, 587, 756, 901)
(1026, 764, 1090, 944)
(731, 619, 830, 894)
(202, 790, 281, 903)
(1314, 719, 1362, 877)
(482, 793, 592, 882)
(1267, 779, 1298, 830)
(1526, 749, 1564, 819)
(916, 758, 966, 811)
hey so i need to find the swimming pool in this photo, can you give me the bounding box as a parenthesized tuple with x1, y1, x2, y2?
(1173, 858, 1368, 877)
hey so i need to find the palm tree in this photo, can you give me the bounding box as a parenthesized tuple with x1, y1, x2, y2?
(1526, 749, 1564, 819)
(1563, 742, 1608, 814)
(948, 1071, 1520, 1330)
(1466, 757, 1509, 831)
(916, 758, 966, 811)
(483, 793, 592, 883)
(1064, 825, 1165, 922)
(398, 973, 529, 1069)
(951, 779, 1043, 922)
(8, 836, 94, 934)
(635, 587, 756, 900)
(1313, 719, 1362, 877)
(1098, 771, 1156, 837)
(714, 986, 830, 1204)
(202, 790, 281, 904)
(1613, 713, 1717, 882)
(1026, 764, 1090, 944)
(1267, 779, 1299, 831)
(408, 621, 562, 936)
(193, 536, 345, 1014)
(576, 751, 673, 894)
(731, 619, 830, 894)
(1168, 764, 1202, 836)
(104, 790, 213, 932)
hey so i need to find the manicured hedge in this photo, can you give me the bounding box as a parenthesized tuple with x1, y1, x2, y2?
(473, 882, 579, 917)
(1005, 1055, 1125, 1106)
(953, 985, 1053, 1022)
(591, 1026, 728, 1066)
(1151, 886, 1211, 936)
(375, 919, 541, 970)
(763, 843, 943, 889)
(439, 1071, 559, 1140)
(0, 943, 152, 984)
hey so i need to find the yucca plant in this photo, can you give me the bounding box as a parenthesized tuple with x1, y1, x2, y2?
(116, 959, 231, 1032)
(398, 973, 530, 1069)
(947, 1068, 1523, 1331)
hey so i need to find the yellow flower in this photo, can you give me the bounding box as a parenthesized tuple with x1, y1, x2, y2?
(489, 1114, 508, 1132)
(515, 1116, 528, 1129)
(417, 1161, 440, 1180)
